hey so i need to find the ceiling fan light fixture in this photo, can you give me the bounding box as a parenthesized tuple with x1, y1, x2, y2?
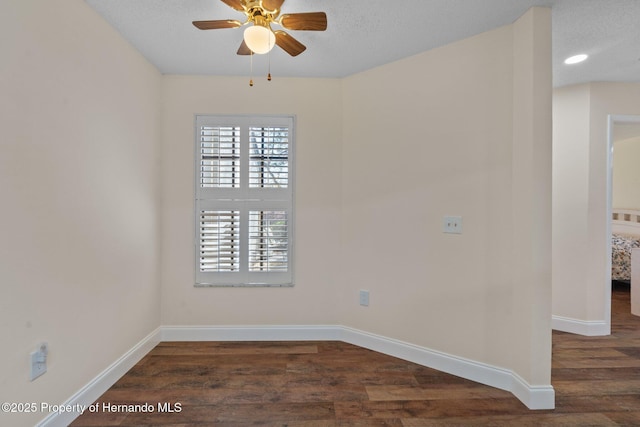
(244, 24, 276, 54)
(193, 0, 327, 60)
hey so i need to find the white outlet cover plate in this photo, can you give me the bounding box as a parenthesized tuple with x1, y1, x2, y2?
(443, 216, 463, 234)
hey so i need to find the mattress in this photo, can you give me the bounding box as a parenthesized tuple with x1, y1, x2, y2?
(612, 233, 640, 281)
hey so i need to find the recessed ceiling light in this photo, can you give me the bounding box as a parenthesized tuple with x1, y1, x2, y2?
(564, 54, 588, 65)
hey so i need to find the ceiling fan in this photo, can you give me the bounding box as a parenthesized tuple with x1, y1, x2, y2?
(193, 0, 327, 57)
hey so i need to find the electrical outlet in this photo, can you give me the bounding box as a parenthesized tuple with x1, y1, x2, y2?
(443, 216, 463, 234)
(359, 290, 370, 307)
(29, 342, 48, 381)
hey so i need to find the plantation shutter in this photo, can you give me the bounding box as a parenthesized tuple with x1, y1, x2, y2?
(249, 210, 289, 272)
(199, 126, 241, 188)
(195, 115, 294, 286)
(249, 126, 289, 188)
(199, 210, 240, 273)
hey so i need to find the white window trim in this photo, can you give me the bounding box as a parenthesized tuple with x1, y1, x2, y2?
(194, 114, 295, 287)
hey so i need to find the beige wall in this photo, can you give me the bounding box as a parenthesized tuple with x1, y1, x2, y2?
(0, 1, 161, 425)
(553, 82, 640, 330)
(340, 22, 515, 367)
(340, 7, 551, 388)
(613, 135, 640, 209)
(510, 7, 553, 386)
(160, 76, 344, 326)
(552, 84, 591, 321)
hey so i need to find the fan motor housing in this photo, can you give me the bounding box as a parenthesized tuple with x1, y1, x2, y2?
(246, 0, 280, 22)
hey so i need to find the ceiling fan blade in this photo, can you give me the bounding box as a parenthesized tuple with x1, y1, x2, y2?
(237, 40, 252, 55)
(262, 0, 285, 12)
(193, 19, 243, 30)
(274, 30, 306, 56)
(280, 12, 327, 31)
(220, 0, 244, 11)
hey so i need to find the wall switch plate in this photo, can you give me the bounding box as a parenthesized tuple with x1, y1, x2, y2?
(29, 342, 48, 381)
(359, 290, 370, 307)
(443, 216, 463, 234)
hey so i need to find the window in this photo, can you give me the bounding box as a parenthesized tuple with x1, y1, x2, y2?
(195, 115, 294, 286)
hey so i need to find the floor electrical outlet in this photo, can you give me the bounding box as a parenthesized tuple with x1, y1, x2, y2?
(29, 342, 48, 381)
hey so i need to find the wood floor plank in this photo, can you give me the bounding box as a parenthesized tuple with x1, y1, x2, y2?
(190, 401, 336, 423)
(552, 347, 630, 359)
(401, 413, 619, 426)
(334, 398, 532, 420)
(552, 394, 640, 414)
(125, 354, 288, 377)
(365, 384, 513, 401)
(112, 372, 290, 390)
(603, 411, 640, 425)
(553, 357, 640, 369)
(152, 341, 320, 356)
(284, 371, 420, 388)
(552, 366, 640, 381)
(553, 379, 640, 395)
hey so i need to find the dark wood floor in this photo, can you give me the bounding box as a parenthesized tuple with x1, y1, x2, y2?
(71, 287, 640, 426)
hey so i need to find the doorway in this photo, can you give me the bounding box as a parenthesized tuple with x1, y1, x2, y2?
(606, 114, 640, 324)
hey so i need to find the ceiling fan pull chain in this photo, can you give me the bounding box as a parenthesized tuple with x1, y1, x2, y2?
(250, 50, 254, 87)
(267, 48, 272, 81)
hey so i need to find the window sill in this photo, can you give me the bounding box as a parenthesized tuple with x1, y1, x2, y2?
(194, 283, 294, 288)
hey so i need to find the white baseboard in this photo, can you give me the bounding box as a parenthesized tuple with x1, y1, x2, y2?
(552, 315, 610, 336)
(511, 372, 556, 410)
(43, 324, 554, 427)
(37, 327, 162, 427)
(162, 324, 554, 410)
(338, 326, 554, 410)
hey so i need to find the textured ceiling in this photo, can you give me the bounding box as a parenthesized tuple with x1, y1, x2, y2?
(85, 0, 640, 87)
